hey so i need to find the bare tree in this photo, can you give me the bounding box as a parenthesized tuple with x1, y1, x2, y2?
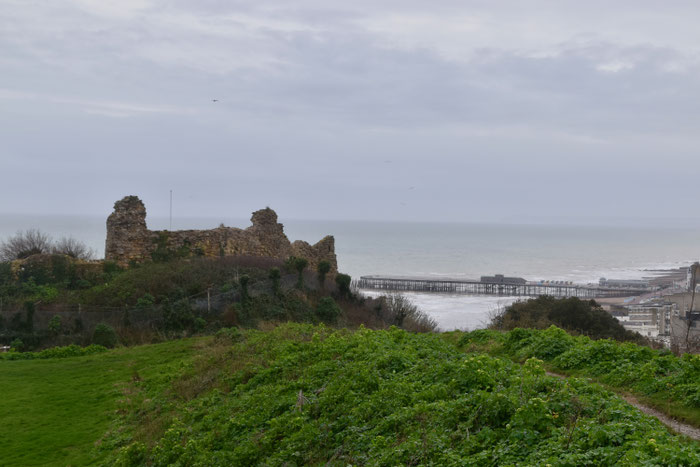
(53, 237, 95, 260)
(379, 293, 437, 332)
(0, 229, 53, 261)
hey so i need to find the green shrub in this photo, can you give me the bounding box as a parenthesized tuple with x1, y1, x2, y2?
(239, 275, 250, 303)
(102, 260, 122, 276)
(48, 315, 62, 335)
(315, 297, 341, 323)
(268, 268, 281, 296)
(458, 328, 504, 347)
(136, 293, 155, 308)
(194, 317, 206, 332)
(214, 326, 244, 343)
(335, 273, 352, 298)
(293, 257, 308, 289)
(162, 299, 196, 331)
(0, 344, 107, 360)
(10, 337, 24, 352)
(491, 296, 644, 343)
(92, 323, 118, 348)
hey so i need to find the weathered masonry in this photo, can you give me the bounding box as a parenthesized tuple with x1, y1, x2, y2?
(105, 196, 337, 271)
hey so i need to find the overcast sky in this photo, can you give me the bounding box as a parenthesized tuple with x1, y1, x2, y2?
(2, 1, 700, 224)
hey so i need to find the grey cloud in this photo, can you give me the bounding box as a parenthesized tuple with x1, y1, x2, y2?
(2, 0, 700, 223)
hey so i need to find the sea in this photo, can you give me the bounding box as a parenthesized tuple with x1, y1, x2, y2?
(2, 214, 699, 331)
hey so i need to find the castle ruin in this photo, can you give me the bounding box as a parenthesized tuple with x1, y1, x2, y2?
(105, 196, 337, 271)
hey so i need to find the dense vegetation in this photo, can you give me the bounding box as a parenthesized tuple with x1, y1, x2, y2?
(90, 324, 699, 466)
(2, 324, 698, 465)
(0, 343, 107, 360)
(0, 254, 435, 350)
(459, 326, 700, 426)
(490, 296, 646, 343)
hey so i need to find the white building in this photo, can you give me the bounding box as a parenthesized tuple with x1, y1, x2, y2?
(621, 302, 675, 339)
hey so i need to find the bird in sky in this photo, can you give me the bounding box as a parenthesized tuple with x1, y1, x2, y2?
(212, 99, 218, 102)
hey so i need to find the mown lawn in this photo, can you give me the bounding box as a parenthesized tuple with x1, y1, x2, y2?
(0, 338, 199, 466)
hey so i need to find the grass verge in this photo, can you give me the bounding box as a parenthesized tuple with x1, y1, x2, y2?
(0, 338, 198, 466)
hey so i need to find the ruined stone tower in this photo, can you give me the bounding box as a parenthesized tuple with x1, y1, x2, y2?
(104, 196, 337, 271)
(105, 196, 150, 264)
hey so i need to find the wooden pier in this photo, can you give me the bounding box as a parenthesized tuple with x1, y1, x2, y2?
(356, 275, 650, 299)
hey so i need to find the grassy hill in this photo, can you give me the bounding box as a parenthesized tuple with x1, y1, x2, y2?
(456, 326, 700, 428)
(0, 338, 199, 466)
(3, 325, 699, 466)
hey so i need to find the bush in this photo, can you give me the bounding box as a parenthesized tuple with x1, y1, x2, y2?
(293, 257, 308, 289)
(10, 338, 24, 352)
(316, 297, 341, 323)
(335, 273, 352, 298)
(92, 323, 118, 348)
(48, 315, 62, 335)
(163, 299, 196, 331)
(0, 344, 107, 360)
(239, 274, 250, 303)
(214, 326, 244, 343)
(490, 296, 644, 343)
(136, 293, 155, 309)
(269, 268, 281, 296)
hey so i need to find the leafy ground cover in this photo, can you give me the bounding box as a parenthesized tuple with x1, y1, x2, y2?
(456, 326, 700, 428)
(4, 324, 699, 466)
(0, 344, 107, 360)
(100, 324, 700, 466)
(0, 338, 198, 466)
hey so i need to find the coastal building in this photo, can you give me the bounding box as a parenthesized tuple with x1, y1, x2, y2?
(666, 291, 700, 352)
(599, 278, 650, 289)
(686, 263, 700, 292)
(620, 301, 674, 339)
(479, 274, 526, 285)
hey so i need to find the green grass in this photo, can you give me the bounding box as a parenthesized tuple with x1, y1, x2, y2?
(3, 325, 699, 466)
(0, 338, 199, 466)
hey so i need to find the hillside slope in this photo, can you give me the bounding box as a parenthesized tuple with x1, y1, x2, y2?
(105, 325, 699, 465)
(0, 339, 199, 466)
(2, 325, 699, 466)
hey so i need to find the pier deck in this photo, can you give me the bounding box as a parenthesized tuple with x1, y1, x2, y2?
(356, 275, 649, 299)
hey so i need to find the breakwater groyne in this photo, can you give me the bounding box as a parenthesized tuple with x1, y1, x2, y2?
(356, 275, 650, 298)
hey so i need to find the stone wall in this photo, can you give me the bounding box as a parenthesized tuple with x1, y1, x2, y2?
(105, 196, 337, 271)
